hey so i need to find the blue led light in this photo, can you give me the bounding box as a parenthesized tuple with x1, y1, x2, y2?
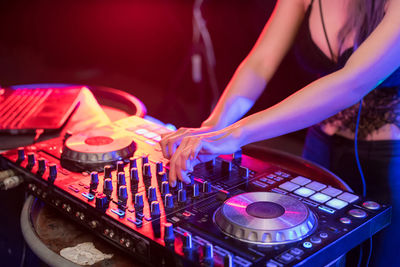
(318, 205, 336, 214)
(81, 192, 94, 200)
(111, 209, 125, 217)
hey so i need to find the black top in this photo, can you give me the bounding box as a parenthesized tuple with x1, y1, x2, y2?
(294, 0, 400, 138)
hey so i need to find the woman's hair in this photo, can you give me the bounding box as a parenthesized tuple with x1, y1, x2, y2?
(338, 0, 387, 52)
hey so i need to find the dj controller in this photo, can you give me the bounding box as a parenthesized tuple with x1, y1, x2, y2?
(0, 116, 391, 266)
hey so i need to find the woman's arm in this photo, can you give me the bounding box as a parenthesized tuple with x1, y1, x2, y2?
(160, 0, 307, 159)
(202, 0, 307, 130)
(168, 0, 400, 185)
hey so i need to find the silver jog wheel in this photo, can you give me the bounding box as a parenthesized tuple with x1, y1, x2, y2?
(214, 192, 317, 245)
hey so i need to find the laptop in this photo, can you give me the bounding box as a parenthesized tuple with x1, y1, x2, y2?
(0, 85, 84, 134)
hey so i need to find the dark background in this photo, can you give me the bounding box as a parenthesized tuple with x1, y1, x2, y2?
(0, 0, 315, 128)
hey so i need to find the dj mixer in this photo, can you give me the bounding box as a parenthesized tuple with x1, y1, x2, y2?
(0, 116, 391, 266)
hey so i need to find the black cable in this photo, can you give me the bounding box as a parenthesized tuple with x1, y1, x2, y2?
(318, 0, 335, 61)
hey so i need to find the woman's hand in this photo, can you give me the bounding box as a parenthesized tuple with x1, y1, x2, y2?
(159, 126, 215, 159)
(167, 126, 242, 186)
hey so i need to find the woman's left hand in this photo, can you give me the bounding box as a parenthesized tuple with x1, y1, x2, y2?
(168, 126, 242, 187)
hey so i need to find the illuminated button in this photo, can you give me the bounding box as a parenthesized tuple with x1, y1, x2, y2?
(303, 242, 312, 249)
(363, 201, 381, 210)
(144, 132, 158, 139)
(318, 205, 335, 214)
(319, 232, 328, 239)
(289, 248, 304, 256)
(145, 140, 156, 146)
(325, 198, 348, 210)
(153, 136, 161, 142)
(278, 252, 294, 263)
(82, 192, 95, 201)
(294, 187, 315, 197)
(266, 174, 277, 179)
(310, 193, 331, 203)
(281, 173, 290, 178)
(279, 181, 300, 192)
(306, 181, 327, 191)
(321, 187, 342, 197)
(252, 181, 267, 188)
(310, 236, 322, 244)
(340, 217, 352, 224)
(260, 178, 275, 185)
(348, 208, 367, 218)
(135, 128, 148, 135)
(337, 192, 359, 203)
(266, 261, 282, 267)
(291, 176, 311, 186)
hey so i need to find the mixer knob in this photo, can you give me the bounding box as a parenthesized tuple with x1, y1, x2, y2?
(48, 163, 57, 183)
(151, 201, 161, 217)
(148, 186, 157, 202)
(117, 160, 125, 173)
(178, 189, 187, 203)
(232, 150, 242, 160)
(221, 160, 232, 174)
(203, 243, 214, 264)
(129, 157, 137, 169)
(161, 181, 170, 196)
(90, 171, 99, 190)
(27, 152, 35, 168)
(134, 193, 144, 210)
(183, 232, 193, 250)
(103, 178, 113, 197)
(95, 193, 108, 211)
(202, 181, 211, 193)
(117, 172, 126, 189)
(158, 171, 167, 182)
(118, 186, 128, 202)
(142, 156, 149, 167)
(223, 253, 233, 267)
(37, 158, 46, 174)
(156, 161, 163, 173)
(143, 163, 152, 178)
(176, 181, 183, 191)
(130, 168, 139, 183)
(17, 148, 25, 162)
(192, 183, 199, 198)
(164, 222, 175, 244)
(164, 194, 174, 209)
(104, 165, 112, 179)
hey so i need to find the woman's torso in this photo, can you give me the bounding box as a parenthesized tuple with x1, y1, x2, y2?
(300, 0, 400, 140)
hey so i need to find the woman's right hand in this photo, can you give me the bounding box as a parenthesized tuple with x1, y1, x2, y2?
(159, 126, 215, 159)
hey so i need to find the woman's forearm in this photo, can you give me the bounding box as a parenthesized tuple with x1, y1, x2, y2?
(232, 69, 376, 146)
(201, 59, 269, 130)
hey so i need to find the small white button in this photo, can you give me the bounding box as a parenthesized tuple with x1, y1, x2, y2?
(135, 129, 148, 135)
(144, 132, 158, 139)
(306, 181, 327, 191)
(153, 136, 162, 142)
(321, 187, 342, 197)
(294, 187, 315, 197)
(337, 192, 359, 203)
(326, 198, 348, 209)
(310, 193, 331, 203)
(291, 176, 311, 186)
(279, 182, 300, 192)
